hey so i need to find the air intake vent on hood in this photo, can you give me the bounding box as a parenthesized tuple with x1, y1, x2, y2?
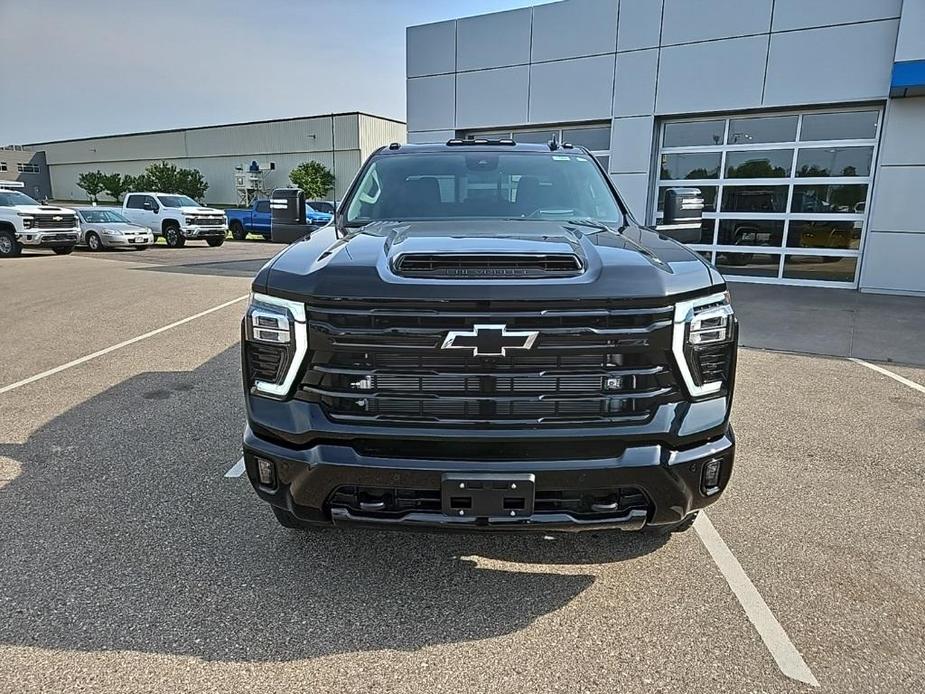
(395, 253, 583, 278)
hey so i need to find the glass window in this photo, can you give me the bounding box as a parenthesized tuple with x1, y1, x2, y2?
(469, 132, 509, 140)
(513, 131, 556, 144)
(721, 186, 788, 213)
(800, 111, 879, 141)
(344, 151, 623, 224)
(595, 155, 610, 172)
(727, 115, 798, 145)
(660, 152, 721, 180)
(663, 120, 725, 148)
(563, 126, 610, 151)
(783, 255, 857, 282)
(786, 220, 861, 250)
(255, 200, 270, 213)
(791, 185, 867, 214)
(697, 250, 714, 263)
(715, 251, 780, 277)
(796, 147, 872, 177)
(725, 149, 793, 178)
(718, 219, 785, 247)
(658, 185, 717, 212)
(125, 195, 144, 209)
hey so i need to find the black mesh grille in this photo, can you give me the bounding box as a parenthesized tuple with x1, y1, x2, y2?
(394, 253, 582, 278)
(32, 214, 76, 229)
(299, 300, 680, 426)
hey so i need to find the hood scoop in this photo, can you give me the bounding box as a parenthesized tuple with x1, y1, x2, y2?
(394, 253, 583, 279)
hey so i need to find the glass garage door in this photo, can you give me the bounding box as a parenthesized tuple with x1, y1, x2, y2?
(654, 108, 882, 287)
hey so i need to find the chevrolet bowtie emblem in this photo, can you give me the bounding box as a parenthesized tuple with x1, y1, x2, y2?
(441, 324, 538, 357)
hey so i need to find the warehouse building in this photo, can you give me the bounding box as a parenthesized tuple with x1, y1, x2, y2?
(406, 0, 925, 295)
(28, 112, 405, 205)
(0, 146, 51, 200)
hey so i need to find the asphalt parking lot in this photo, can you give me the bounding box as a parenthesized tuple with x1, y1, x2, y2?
(1, 243, 923, 693)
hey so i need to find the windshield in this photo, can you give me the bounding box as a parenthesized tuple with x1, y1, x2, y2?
(157, 195, 200, 208)
(80, 209, 130, 223)
(308, 201, 335, 214)
(0, 191, 40, 206)
(345, 151, 623, 226)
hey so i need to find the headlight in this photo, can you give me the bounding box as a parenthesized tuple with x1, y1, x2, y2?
(19, 214, 34, 229)
(184, 217, 195, 225)
(243, 293, 308, 398)
(672, 291, 736, 398)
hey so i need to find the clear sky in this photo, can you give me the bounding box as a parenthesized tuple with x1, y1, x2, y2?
(0, 0, 544, 144)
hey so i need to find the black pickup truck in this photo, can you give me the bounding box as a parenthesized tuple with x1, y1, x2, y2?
(240, 139, 737, 534)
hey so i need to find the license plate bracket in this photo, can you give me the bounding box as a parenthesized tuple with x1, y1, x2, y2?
(441, 473, 535, 518)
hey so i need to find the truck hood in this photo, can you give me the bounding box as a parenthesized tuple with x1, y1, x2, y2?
(179, 206, 224, 215)
(261, 219, 725, 302)
(9, 205, 76, 214)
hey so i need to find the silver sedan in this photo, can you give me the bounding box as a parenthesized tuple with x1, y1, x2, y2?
(75, 207, 154, 250)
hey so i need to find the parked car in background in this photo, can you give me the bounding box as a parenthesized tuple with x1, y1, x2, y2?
(121, 193, 227, 248)
(306, 200, 336, 215)
(226, 198, 332, 241)
(75, 207, 153, 251)
(0, 182, 79, 258)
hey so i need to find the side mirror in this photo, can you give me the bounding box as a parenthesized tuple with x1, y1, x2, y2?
(657, 188, 704, 243)
(142, 201, 152, 210)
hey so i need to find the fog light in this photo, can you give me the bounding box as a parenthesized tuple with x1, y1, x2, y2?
(256, 457, 275, 486)
(702, 459, 722, 493)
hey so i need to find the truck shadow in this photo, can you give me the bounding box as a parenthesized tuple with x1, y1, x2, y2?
(0, 347, 666, 663)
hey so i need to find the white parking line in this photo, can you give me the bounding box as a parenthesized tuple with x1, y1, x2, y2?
(0, 295, 249, 395)
(695, 512, 820, 688)
(849, 357, 925, 395)
(224, 457, 246, 478)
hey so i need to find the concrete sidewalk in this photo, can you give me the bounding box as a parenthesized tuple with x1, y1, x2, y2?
(729, 282, 925, 366)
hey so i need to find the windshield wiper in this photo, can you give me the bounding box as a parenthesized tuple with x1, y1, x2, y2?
(566, 218, 615, 232)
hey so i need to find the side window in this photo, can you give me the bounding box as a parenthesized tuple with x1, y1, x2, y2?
(144, 195, 158, 211)
(125, 195, 142, 209)
(255, 200, 270, 213)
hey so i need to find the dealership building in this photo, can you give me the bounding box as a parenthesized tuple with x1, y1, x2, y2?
(27, 112, 405, 206)
(406, 0, 925, 295)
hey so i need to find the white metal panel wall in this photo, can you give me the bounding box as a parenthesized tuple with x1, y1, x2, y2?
(357, 114, 407, 159)
(37, 131, 186, 165)
(184, 116, 335, 158)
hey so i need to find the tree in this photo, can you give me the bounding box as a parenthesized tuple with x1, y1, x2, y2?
(289, 161, 335, 199)
(139, 161, 209, 200)
(100, 173, 132, 202)
(121, 174, 147, 194)
(76, 171, 106, 203)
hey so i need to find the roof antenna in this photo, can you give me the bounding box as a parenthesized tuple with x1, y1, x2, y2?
(547, 136, 559, 151)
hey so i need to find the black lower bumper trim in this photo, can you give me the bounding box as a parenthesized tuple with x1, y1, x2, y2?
(330, 506, 648, 532)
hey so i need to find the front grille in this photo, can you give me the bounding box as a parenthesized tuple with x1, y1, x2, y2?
(190, 217, 225, 226)
(32, 214, 76, 229)
(395, 253, 583, 278)
(299, 300, 681, 427)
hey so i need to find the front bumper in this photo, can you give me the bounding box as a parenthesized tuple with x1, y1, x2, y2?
(182, 225, 227, 238)
(103, 234, 153, 247)
(17, 230, 79, 247)
(242, 424, 735, 532)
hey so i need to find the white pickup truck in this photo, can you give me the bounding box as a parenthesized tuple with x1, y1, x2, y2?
(0, 182, 79, 258)
(122, 192, 227, 248)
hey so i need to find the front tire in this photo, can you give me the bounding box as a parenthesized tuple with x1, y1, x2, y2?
(0, 230, 22, 258)
(230, 221, 246, 241)
(164, 223, 185, 248)
(53, 246, 75, 255)
(86, 231, 103, 251)
(207, 236, 225, 247)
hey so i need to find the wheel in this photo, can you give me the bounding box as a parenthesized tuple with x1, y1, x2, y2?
(230, 221, 246, 241)
(272, 505, 307, 529)
(207, 236, 225, 247)
(86, 231, 103, 251)
(164, 223, 185, 248)
(0, 230, 22, 258)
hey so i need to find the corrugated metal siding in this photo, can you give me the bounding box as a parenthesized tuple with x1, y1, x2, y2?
(333, 114, 360, 150)
(333, 150, 362, 200)
(358, 115, 407, 159)
(185, 116, 336, 157)
(38, 131, 186, 166)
